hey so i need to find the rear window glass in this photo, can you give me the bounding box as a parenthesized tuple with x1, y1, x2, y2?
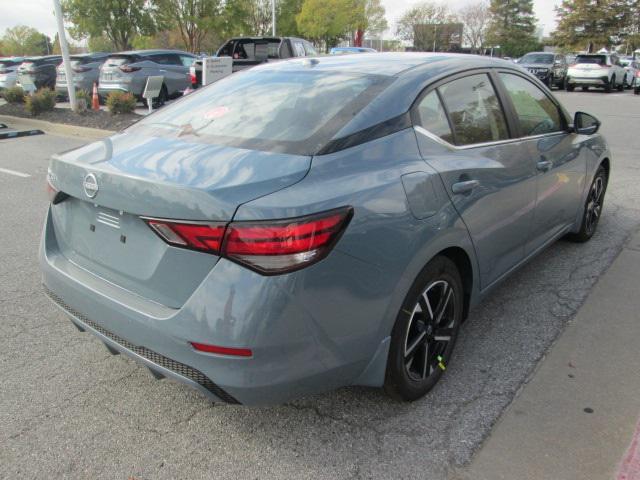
(132, 69, 392, 155)
(576, 55, 607, 65)
(104, 55, 138, 67)
(519, 53, 554, 64)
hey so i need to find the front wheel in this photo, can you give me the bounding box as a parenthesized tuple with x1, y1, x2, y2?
(567, 166, 608, 243)
(384, 256, 463, 401)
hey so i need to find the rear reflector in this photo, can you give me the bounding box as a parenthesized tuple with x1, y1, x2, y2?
(143, 207, 353, 274)
(190, 342, 252, 357)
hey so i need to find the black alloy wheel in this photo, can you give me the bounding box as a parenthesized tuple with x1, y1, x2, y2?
(385, 256, 463, 401)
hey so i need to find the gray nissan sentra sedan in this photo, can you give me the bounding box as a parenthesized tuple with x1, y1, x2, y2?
(41, 53, 610, 405)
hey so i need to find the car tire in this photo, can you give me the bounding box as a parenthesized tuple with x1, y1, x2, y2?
(384, 256, 463, 401)
(566, 80, 575, 92)
(547, 74, 554, 88)
(635, 87, 640, 95)
(582, 86, 589, 91)
(605, 76, 613, 93)
(618, 77, 625, 91)
(567, 166, 608, 243)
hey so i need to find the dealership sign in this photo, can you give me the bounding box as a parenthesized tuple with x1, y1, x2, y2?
(202, 57, 233, 86)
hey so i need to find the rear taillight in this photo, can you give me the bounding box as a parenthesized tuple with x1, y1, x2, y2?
(190, 72, 197, 85)
(73, 66, 90, 73)
(146, 220, 226, 253)
(46, 171, 68, 204)
(635, 71, 640, 78)
(119, 65, 141, 73)
(569, 63, 577, 68)
(143, 207, 353, 274)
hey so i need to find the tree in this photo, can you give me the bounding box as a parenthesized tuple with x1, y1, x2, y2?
(62, 0, 158, 51)
(351, 0, 388, 45)
(297, 0, 352, 51)
(553, 0, 637, 52)
(278, 0, 305, 36)
(395, 2, 451, 45)
(87, 34, 116, 52)
(486, 0, 540, 57)
(457, 1, 491, 53)
(1, 25, 52, 56)
(154, 0, 222, 53)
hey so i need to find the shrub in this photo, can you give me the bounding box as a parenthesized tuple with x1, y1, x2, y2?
(25, 88, 56, 116)
(105, 91, 136, 115)
(2, 86, 25, 104)
(74, 89, 91, 112)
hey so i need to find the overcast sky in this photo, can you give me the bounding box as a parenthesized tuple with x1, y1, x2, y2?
(0, 0, 561, 41)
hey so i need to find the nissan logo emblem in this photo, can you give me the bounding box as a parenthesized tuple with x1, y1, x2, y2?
(83, 173, 99, 199)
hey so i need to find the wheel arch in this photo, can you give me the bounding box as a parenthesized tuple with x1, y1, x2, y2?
(437, 247, 473, 321)
(599, 157, 610, 178)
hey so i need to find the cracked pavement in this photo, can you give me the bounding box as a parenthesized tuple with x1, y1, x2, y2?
(1, 91, 640, 479)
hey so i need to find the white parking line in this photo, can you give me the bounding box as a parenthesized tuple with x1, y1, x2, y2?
(0, 167, 31, 178)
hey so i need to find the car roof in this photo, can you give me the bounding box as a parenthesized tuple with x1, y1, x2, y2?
(258, 52, 517, 77)
(109, 49, 193, 56)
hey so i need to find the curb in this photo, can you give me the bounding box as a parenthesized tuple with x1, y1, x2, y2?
(0, 114, 114, 140)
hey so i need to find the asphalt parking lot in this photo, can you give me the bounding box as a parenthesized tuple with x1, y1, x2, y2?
(1, 90, 640, 479)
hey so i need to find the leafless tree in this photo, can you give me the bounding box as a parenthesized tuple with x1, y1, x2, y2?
(457, 1, 491, 54)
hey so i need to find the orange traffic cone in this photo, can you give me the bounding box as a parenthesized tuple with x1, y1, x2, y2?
(92, 82, 99, 111)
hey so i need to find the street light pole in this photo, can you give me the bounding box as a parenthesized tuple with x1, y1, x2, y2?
(272, 0, 276, 36)
(52, 0, 76, 111)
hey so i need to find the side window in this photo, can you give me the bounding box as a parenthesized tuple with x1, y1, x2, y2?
(149, 54, 171, 65)
(218, 41, 234, 57)
(303, 41, 318, 56)
(167, 54, 183, 65)
(416, 91, 454, 144)
(437, 74, 509, 146)
(499, 73, 563, 136)
(293, 41, 306, 57)
(179, 55, 195, 67)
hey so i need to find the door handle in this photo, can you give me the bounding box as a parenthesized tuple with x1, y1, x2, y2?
(537, 160, 552, 172)
(451, 179, 479, 194)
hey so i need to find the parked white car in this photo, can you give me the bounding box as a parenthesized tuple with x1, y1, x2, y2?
(566, 53, 626, 92)
(620, 57, 639, 88)
(0, 57, 24, 90)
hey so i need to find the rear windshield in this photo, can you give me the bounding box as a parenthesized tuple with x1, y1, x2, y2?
(104, 55, 139, 67)
(575, 55, 607, 65)
(0, 60, 21, 68)
(519, 53, 554, 64)
(131, 69, 392, 155)
(220, 40, 282, 60)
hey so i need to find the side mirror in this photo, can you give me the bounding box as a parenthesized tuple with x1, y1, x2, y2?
(573, 111, 600, 135)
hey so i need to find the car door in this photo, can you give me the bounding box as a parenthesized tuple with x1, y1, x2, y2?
(412, 71, 538, 289)
(496, 71, 585, 255)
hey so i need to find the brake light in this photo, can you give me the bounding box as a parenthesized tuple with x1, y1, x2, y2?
(143, 207, 353, 274)
(190, 72, 197, 85)
(636, 71, 640, 78)
(119, 65, 141, 73)
(146, 220, 226, 253)
(46, 171, 68, 204)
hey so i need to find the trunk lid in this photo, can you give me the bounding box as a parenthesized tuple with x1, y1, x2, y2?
(99, 55, 138, 84)
(48, 132, 311, 307)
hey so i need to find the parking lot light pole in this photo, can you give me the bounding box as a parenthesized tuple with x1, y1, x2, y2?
(53, 0, 77, 111)
(272, 0, 276, 36)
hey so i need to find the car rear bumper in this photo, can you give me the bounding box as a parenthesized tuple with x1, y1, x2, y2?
(98, 82, 141, 96)
(40, 207, 383, 404)
(567, 74, 609, 86)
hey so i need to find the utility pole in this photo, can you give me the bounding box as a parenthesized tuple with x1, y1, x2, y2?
(272, 0, 276, 36)
(52, 0, 76, 111)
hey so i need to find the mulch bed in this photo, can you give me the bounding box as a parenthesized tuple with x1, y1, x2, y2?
(0, 103, 140, 131)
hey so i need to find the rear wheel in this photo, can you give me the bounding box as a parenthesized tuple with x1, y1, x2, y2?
(566, 80, 575, 92)
(567, 166, 608, 243)
(618, 77, 625, 91)
(605, 76, 613, 93)
(582, 86, 589, 91)
(384, 256, 463, 401)
(145, 84, 168, 109)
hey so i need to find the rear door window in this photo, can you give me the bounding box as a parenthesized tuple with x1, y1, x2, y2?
(293, 41, 306, 57)
(499, 73, 563, 136)
(179, 55, 195, 67)
(416, 91, 454, 144)
(437, 74, 509, 146)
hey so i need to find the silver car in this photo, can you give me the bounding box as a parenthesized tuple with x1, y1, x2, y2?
(0, 57, 24, 90)
(98, 49, 196, 104)
(55, 52, 109, 98)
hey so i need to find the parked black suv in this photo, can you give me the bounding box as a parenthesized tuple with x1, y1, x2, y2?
(16, 55, 62, 90)
(517, 52, 568, 89)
